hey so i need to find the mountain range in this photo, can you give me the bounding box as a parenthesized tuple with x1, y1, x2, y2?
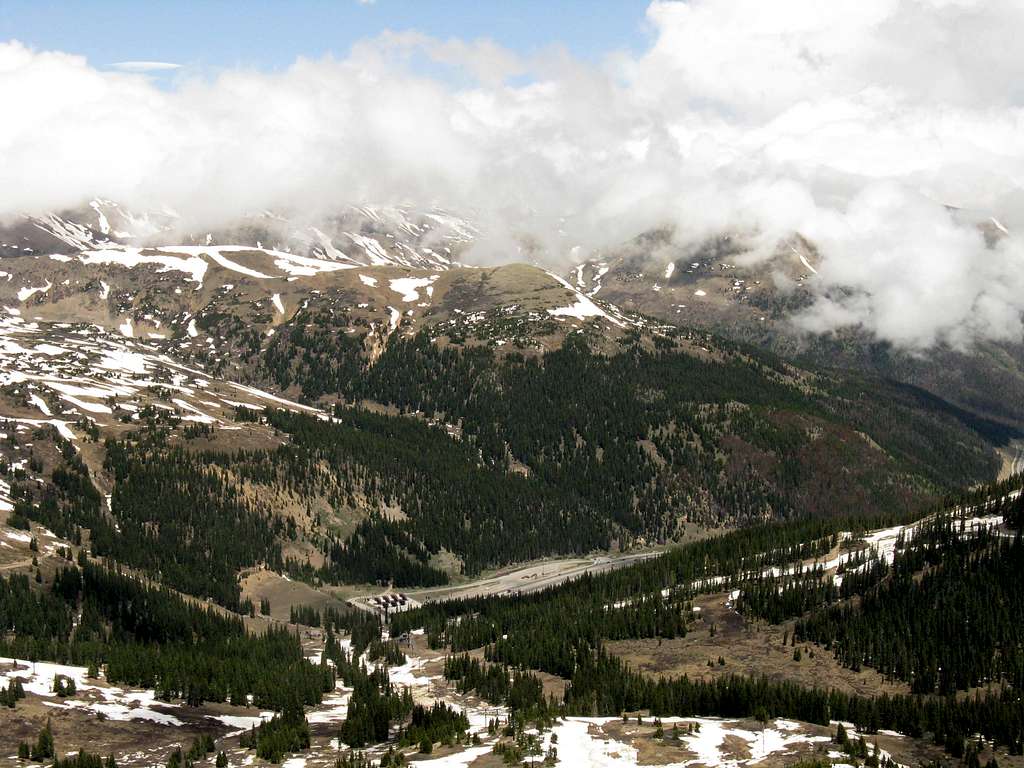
(0, 199, 1014, 600)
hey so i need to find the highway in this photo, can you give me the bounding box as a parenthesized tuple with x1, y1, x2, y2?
(405, 549, 664, 603)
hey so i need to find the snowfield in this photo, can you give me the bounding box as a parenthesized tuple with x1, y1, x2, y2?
(0, 658, 184, 726)
(545, 271, 629, 327)
(389, 275, 438, 302)
(535, 716, 853, 768)
(57, 244, 356, 287)
(0, 311, 321, 443)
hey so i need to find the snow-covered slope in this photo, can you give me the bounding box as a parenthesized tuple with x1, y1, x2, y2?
(1, 200, 478, 272)
(0, 223, 646, 451)
(567, 231, 821, 324)
(0, 311, 320, 442)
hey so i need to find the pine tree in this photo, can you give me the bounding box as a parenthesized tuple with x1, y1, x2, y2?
(31, 719, 55, 760)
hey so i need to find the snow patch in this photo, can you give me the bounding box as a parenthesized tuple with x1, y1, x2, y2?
(28, 393, 51, 416)
(545, 271, 625, 327)
(76, 247, 208, 285)
(18, 282, 52, 302)
(98, 349, 148, 375)
(389, 276, 438, 302)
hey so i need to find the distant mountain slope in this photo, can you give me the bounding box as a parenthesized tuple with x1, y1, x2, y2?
(0, 289, 1001, 603)
(0, 200, 1011, 602)
(567, 225, 1024, 442)
(9, 200, 1022, 442)
(1, 200, 477, 270)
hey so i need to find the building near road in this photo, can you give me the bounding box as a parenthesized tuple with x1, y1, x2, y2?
(364, 592, 419, 616)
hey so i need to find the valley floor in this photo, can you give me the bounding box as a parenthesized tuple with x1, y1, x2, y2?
(2, 510, 1019, 767)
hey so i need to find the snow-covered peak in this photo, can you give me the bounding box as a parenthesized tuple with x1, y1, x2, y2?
(3, 202, 478, 271)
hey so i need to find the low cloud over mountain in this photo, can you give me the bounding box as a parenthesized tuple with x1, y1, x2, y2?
(3, 0, 1024, 348)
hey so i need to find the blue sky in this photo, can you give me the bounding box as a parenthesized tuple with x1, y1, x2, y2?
(0, 0, 654, 72)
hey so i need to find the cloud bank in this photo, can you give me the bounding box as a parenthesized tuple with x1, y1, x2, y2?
(2, 0, 1024, 348)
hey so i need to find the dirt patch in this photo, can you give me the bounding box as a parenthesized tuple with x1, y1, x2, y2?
(0, 693, 225, 767)
(607, 590, 910, 698)
(177, 422, 284, 453)
(429, 548, 465, 577)
(239, 568, 350, 624)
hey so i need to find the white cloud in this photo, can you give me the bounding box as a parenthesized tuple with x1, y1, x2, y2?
(2, 0, 1024, 349)
(792, 183, 1024, 349)
(111, 61, 182, 72)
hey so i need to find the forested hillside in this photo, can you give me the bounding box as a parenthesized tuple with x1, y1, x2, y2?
(0, 561, 333, 711)
(249, 326, 1002, 580)
(7, 324, 1005, 611)
(389, 478, 1024, 760)
(794, 492, 1024, 695)
(263, 327, 1001, 576)
(1, 221, 1013, 616)
(3, 421, 1021, 765)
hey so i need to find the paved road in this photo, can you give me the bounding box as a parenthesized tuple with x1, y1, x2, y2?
(0, 556, 34, 572)
(347, 550, 665, 615)
(405, 549, 664, 604)
(999, 439, 1024, 480)
(1011, 441, 1024, 477)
